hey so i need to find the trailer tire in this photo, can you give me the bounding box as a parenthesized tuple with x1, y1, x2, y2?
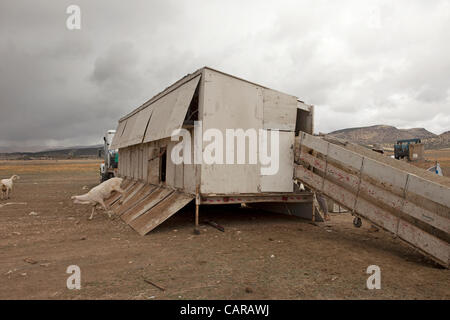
(353, 217, 362, 228)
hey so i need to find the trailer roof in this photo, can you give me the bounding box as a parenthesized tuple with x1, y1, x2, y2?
(119, 66, 301, 122)
(111, 67, 308, 149)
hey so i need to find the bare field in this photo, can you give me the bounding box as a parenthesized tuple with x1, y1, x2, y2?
(0, 160, 448, 300)
(0, 159, 100, 175)
(381, 149, 450, 177)
(423, 149, 450, 177)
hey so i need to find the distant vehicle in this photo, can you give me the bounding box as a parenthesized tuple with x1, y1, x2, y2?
(394, 138, 422, 160)
(99, 130, 118, 182)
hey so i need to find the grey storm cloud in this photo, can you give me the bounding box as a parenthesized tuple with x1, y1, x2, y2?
(0, 0, 449, 150)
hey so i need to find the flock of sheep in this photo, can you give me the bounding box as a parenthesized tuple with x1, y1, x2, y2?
(0, 175, 126, 220)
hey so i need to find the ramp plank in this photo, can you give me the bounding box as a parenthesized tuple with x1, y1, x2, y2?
(129, 192, 194, 236)
(104, 178, 134, 207)
(121, 187, 174, 224)
(116, 184, 157, 216)
(111, 182, 143, 211)
(119, 182, 145, 206)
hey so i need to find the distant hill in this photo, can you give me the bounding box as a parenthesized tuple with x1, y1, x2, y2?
(328, 125, 436, 144)
(327, 125, 449, 149)
(423, 131, 450, 149)
(0, 146, 66, 153)
(0, 145, 102, 160)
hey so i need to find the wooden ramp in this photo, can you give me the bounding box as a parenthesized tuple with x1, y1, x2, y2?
(129, 191, 194, 235)
(105, 178, 136, 207)
(294, 132, 450, 268)
(111, 182, 145, 211)
(111, 182, 194, 236)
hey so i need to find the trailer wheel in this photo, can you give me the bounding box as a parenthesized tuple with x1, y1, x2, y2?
(353, 217, 362, 228)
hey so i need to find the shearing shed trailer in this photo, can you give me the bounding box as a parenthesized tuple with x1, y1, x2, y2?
(108, 67, 316, 236)
(107, 67, 449, 268)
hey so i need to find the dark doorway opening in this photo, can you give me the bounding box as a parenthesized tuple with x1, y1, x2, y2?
(295, 108, 313, 136)
(159, 147, 167, 183)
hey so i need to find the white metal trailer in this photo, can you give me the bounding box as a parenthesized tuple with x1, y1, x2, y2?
(108, 67, 316, 235)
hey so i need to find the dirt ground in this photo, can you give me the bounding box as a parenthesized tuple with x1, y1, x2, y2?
(415, 149, 450, 177)
(0, 159, 448, 300)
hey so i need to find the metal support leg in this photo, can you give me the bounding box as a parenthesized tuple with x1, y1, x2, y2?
(194, 185, 200, 235)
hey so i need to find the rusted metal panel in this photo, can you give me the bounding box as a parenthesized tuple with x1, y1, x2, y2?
(129, 192, 194, 236)
(295, 132, 450, 268)
(121, 187, 174, 224)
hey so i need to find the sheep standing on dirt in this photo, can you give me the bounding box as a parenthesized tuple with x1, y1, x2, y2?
(71, 177, 125, 220)
(1, 175, 20, 200)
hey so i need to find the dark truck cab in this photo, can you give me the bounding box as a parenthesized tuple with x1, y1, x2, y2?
(394, 138, 421, 160)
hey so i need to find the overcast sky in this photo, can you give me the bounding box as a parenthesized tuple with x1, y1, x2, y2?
(0, 0, 449, 150)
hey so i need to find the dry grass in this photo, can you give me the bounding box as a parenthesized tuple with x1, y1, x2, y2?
(0, 159, 100, 175)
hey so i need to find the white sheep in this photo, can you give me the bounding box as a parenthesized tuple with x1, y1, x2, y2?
(71, 177, 125, 220)
(1, 175, 20, 200)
